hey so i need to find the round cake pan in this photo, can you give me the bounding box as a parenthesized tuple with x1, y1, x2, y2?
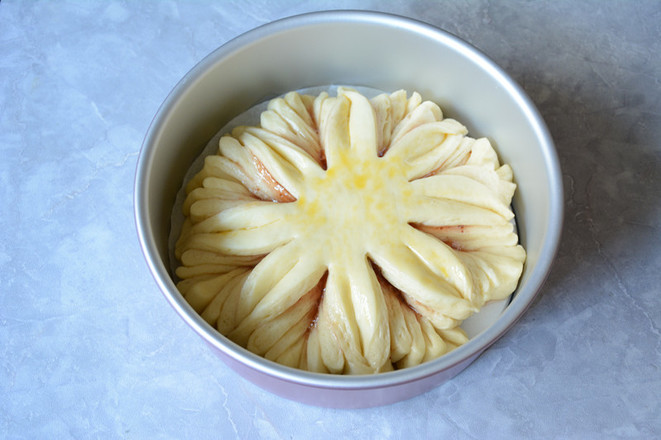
(134, 10, 563, 408)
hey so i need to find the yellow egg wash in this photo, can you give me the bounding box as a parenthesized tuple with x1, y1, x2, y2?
(296, 149, 412, 263)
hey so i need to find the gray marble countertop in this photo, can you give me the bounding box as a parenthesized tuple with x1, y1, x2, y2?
(2, 1, 660, 438)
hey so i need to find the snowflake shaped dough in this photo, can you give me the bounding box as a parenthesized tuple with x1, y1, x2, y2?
(175, 88, 526, 374)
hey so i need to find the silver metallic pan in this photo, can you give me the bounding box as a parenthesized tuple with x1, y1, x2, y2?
(134, 10, 563, 408)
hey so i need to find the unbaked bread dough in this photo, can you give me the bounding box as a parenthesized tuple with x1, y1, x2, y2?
(173, 88, 526, 374)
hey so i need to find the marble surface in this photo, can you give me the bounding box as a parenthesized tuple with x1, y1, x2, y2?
(1, 1, 660, 438)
